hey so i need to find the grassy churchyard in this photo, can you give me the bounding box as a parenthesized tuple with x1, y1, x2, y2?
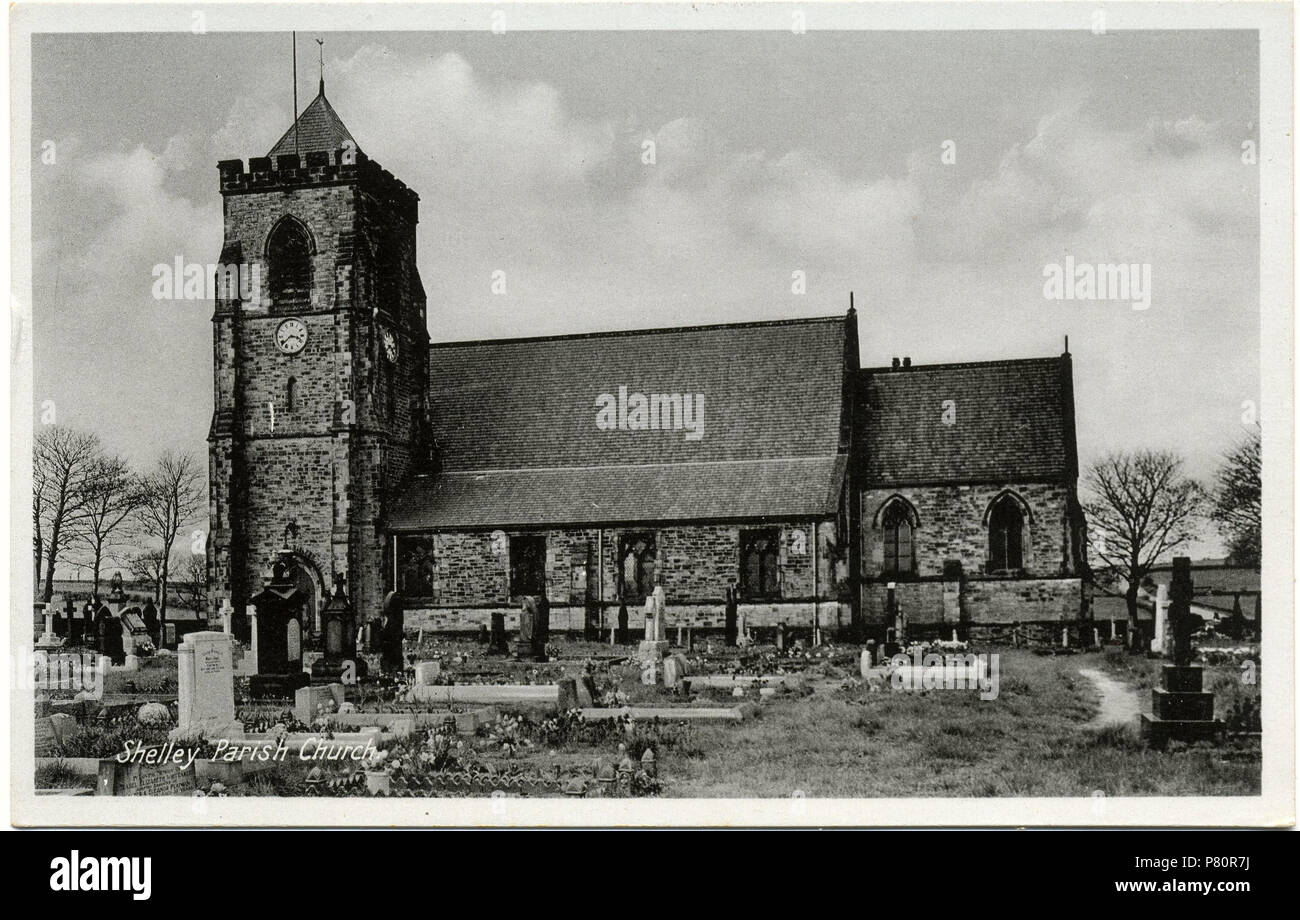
(35, 636, 1260, 798)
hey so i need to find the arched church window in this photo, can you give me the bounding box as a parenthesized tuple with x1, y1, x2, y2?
(286, 376, 296, 412)
(266, 219, 312, 311)
(988, 493, 1026, 572)
(881, 500, 916, 575)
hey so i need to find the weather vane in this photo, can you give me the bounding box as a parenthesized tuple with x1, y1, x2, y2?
(316, 38, 325, 93)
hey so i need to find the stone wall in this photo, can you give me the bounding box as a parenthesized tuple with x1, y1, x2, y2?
(399, 520, 847, 631)
(860, 576, 1083, 627)
(860, 482, 1079, 579)
(404, 601, 851, 634)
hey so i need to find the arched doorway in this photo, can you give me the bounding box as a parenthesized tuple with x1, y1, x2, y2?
(289, 556, 321, 635)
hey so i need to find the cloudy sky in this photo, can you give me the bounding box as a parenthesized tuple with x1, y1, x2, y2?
(30, 29, 1258, 551)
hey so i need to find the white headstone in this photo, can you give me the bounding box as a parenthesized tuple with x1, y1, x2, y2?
(247, 604, 260, 670)
(860, 648, 874, 678)
(173, 631, 239, 738)
(1153, 584, 1169, 655)
(415, 660, 441, 685)
(652, 586, 667, 641)
(662, 654, 690, 689)
(219, 598, 234, 634)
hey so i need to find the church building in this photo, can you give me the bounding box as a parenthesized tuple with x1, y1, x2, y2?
(207, 86, 1088, 641)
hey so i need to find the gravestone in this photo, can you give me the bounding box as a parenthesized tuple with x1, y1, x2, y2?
(662, 653, 692, 689)
(578, 673, 599, 708)
(638, 587, 670, 664)
(68, 602, 85, 646)
(172, 631, 241, 738)
(489, 612, 508, 654)
(1140, 557, 1222, 748)
(98, 609, 125, 665)
(35, 602, 63, 651)
(98, 758, 198, 797)
(248, 550, 311, 697)
(414, 660, 441, 686)
(142, 599, 160, 649)
(312, 574, 366, 683)
(557, 677, 579, 711)
(295, 684, 340, 724)
(35, 715, 59, 756)
(724, 585, 739, 647)
(1152, 584, 1169, 655)
(514, 595, 549, 662)
(380, 589, 405, 674)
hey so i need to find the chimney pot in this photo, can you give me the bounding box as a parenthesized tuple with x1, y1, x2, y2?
(891, 357, 900, 370)
(903, 357, 912, 367)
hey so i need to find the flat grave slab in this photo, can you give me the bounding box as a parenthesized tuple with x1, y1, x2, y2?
(577, 705, 754, 722)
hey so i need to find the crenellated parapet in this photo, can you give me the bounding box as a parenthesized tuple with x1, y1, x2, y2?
(217, 150, 419, 223)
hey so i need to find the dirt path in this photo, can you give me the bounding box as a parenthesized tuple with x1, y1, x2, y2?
(1077, 667, 1141, 728)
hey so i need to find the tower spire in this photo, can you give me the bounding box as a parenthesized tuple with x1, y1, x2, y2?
(316, 38, 325, 96)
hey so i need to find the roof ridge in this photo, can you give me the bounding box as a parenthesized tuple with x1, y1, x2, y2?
(428, 314, 847, 350)
(428, 455, 845, 476)
(861, 355, 1064, 374)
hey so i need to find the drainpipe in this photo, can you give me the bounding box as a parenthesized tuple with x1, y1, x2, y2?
(814, 520, 821, 644)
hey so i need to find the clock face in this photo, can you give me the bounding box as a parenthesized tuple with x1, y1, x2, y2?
(382, 329, 398, 363)
(274, 318, 308, 355)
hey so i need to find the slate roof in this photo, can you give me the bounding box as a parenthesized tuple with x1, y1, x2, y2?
(389, 315, 853, 530)
(267, 90, 358, 158)
(860, 356, 1076, 485)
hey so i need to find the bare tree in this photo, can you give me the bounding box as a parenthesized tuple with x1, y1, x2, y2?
(1084, 450, 1207, 627)
(33, 426, 103, 602)
(1211, 427, 1261, 568)
(135, 451, 205, 624)
(69, 453, 144, 597)
(128, 549, 168, 603)
(181, 552, 208, 620)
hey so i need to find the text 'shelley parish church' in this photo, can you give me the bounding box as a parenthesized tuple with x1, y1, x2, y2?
(208, 85, 1088, 640)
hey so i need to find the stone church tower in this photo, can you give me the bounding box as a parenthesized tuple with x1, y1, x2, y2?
(207, 82, 430, 637)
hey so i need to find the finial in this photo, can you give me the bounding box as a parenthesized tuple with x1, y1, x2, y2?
(316, 38, 325, 95)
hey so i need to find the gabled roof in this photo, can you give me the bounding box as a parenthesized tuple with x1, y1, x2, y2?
(267, 90, 358, 158)
(390, 315, 854, 530)
(860, 356, 1076, 485)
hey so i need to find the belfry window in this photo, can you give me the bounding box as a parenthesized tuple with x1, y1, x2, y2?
(267, 219, 312, 311)
(988, 494, 1026, 572)
(286, 376, 297, 412)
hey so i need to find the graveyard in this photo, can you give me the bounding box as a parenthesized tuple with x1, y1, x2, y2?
(32, 571, 1261, 799)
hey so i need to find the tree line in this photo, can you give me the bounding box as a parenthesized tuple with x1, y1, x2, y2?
(1083, 426, 1262, 626)
(33, 425, 206, 623)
